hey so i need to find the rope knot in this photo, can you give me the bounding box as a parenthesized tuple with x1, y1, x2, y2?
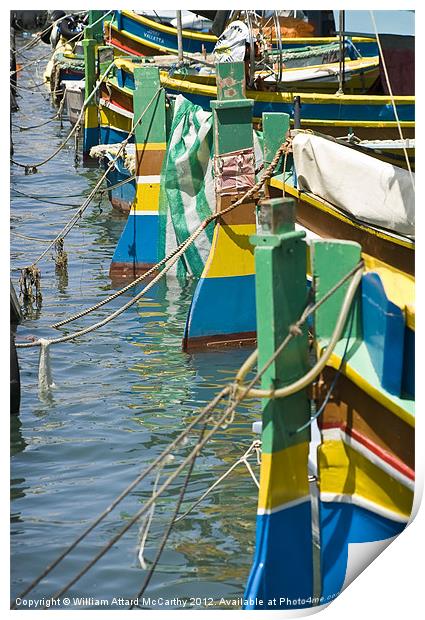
(289, 323, 302, 337)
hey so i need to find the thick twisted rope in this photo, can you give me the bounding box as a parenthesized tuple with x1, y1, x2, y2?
(11, 253, 362, 605)
(50, 137, 292, 330)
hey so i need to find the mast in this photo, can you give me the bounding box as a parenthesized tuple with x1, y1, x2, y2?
(176, 11, 183, 62)
(337, 10, 345, 94)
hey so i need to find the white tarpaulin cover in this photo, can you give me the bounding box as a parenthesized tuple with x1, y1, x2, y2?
(292, 132, 415, 237)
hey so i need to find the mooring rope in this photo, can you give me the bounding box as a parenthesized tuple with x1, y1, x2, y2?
(235, 261, 363, 399)
(11, 174, 135, 205)
(16, 88, 161, 283)
(10, 11, 112, 76)
(14, 11, 87, 55)
(11, 386, 230, 608)
(174, 439, 261, 524)
(10, 59, 115, 173)
(130, 423, 208, 609)
(50, 137, 292, 330)
(12, 93, 66, 131)
(12, 258, 362, 606)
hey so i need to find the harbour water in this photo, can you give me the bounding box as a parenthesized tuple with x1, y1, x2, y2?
(10, 36, 261, 610)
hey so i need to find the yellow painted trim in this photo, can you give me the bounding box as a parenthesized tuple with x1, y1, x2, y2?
(114, 57, 136, 72)
(134, 184, 160, 211)
(318, 439, 413, 519)
(363, 255, 415, 331)
(258, 442, 310, 511)
(110, 23, 175, 54)
(202, 223, 255, 279)
(160, 72, 415, 106)
(119, 13, 376, 47)
(325, 350, 415, 427)
(99, 108, 132, 133)
(121, 10, 217, 42)
(269, 178, 415, 251)
(136, 142, 167, 151)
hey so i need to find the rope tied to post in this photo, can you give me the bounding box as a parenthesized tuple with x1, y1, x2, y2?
(15, 135, 294, 395)
(11, 259, 362, 608)
(19, 265, 42, 306)
(54, 238, 68, 273)
(49, 135, 294, 332)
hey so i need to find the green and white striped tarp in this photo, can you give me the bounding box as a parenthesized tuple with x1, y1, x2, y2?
(159, 94, 263, 281)
(159, 95, 215, 280)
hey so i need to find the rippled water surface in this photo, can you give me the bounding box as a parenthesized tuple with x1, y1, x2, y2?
(10, 35, 261, 611)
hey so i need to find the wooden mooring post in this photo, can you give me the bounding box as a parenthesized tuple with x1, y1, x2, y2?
(244, 196, 314, 609)
(183, 61, 257, 351)
(110, 65, 167, 279)
(82, 27, 99, 159)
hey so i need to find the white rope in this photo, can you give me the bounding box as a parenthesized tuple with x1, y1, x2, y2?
(138, 455, 174, 569)
(174, 440, 261, 524)
(38, 338, 55, 398)
(369, 10, 414, 190)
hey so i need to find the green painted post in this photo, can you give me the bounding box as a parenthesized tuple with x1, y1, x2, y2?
(262, 112, 290, 194)
(311, 239, 362, 343)
(110, 66, 167, 278)
(88, 10, 106, 43)
(82, 29, 99, 158)
(212, 61, 253, 154)
(183, 61, 258, 350)
(244, 196, 314, 609)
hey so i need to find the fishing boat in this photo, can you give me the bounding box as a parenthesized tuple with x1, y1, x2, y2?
(105, 10, 378, 57)
(97, 69, 414, 143)
(241, 197, 414, 608)
(112, 53, 381, 95)
(267, 129, 414, 274)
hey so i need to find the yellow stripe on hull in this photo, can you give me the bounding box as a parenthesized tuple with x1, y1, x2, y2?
(325, 349, 414, 427)
(121, 10, 216, 43)
(258, 442, 310, 512)
(100, 108, 132, 133)
(318, 438, 413, 520)
(270, 179, 414, 251)
(202, 223, 256, 279)
(134, 183, 160, 211)
(160, 72, 414, 107)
